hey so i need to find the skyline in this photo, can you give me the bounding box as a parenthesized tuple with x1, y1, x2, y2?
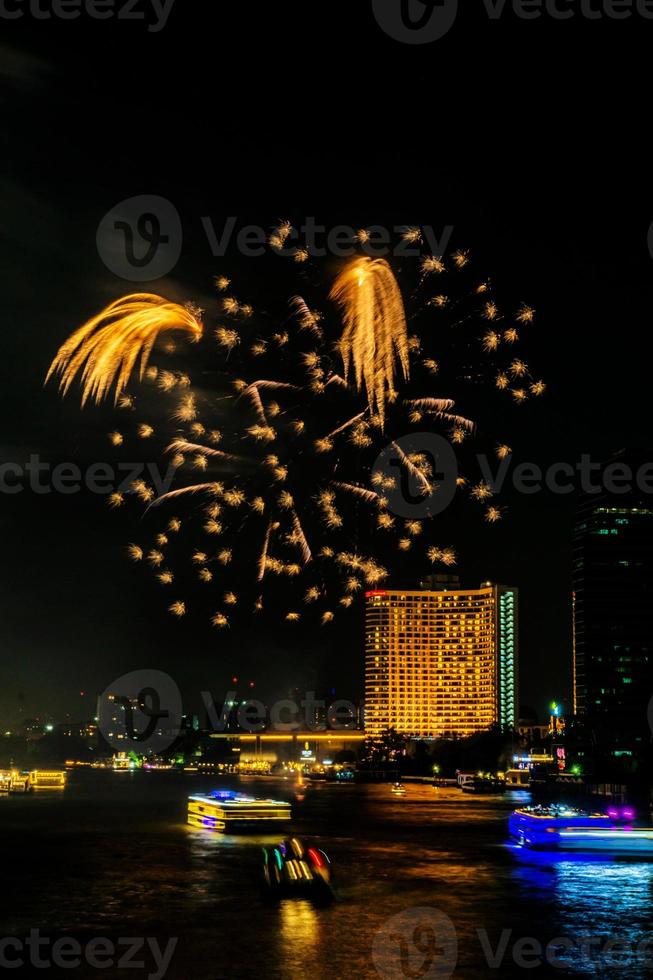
(3, 199, 652, 722)
(4, 9, 653, 980)
(4, 19, 653, 726)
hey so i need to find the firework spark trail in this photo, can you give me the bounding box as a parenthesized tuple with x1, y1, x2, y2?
(47, 234, 544, 626)
(331, 482, 380, 506)
(388, 441, 433, 497)
(326, 412, 368, 440)
(166, 439, 241, 463)
(257, 519, 273, 583)
(46, 294, 202, 405)
(330, 257, 410, 427)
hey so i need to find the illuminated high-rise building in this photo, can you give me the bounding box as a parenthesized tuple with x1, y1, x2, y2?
(365, 582, 518, 738)
(573, 453, 653, 740)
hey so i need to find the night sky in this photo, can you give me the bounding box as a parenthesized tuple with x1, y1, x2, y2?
(1, 3, 652, 727)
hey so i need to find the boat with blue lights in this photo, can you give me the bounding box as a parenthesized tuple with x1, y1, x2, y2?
(509, 804, 653, 854)
(187, 790, 291, 833)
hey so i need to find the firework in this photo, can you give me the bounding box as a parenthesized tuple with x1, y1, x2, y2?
(46, 294, 202, 405)
(48, 232, 544, 627)
(330, 257, 409, 426)
(421, 256, 445, 275)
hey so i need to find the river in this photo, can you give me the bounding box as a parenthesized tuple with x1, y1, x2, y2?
(1, 771, 652, 978)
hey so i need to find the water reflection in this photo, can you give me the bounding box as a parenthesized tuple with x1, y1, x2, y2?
(510, 852, 653, 975)
(3, 773, 652, 979)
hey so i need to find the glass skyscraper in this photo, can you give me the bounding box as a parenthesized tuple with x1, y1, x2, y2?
(573, 470, 653, 741)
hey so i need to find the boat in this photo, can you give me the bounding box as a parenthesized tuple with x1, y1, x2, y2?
(391, 782, 407, 795)
(1, 769, 62, 792)
(509, 804, 653, 854)
(9, 771, 30, 793)
(261, 837, 333, 903)
(29, 770, 66, 789)
(0, 770, 27, 792)
(461, 776, 506, 794)
(187, 790, 291, 833)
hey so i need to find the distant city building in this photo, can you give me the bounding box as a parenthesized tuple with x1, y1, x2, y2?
(573, 454, 653, 740)
(96, 693, 178, 746)
(517, 722, 550, 744)
(365, 582, 518, 738)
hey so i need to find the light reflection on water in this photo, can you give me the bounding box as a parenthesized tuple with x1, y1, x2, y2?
(510, 852, 653, 976)
(1, 773, 651, 979)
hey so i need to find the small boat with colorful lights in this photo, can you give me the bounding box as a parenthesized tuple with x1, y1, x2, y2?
(391, 783, 407, 796)
(261, 837, 333, 903)
(187, 790, 291, 833)
(509, 805, 653, 854)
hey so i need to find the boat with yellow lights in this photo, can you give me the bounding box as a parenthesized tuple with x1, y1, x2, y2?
(9, 771, 30, 793)
(29, 770, 66, 789)
(187, 790, 291, 833)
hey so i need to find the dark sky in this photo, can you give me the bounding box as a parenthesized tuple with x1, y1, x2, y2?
(1, 3, 652, 726)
